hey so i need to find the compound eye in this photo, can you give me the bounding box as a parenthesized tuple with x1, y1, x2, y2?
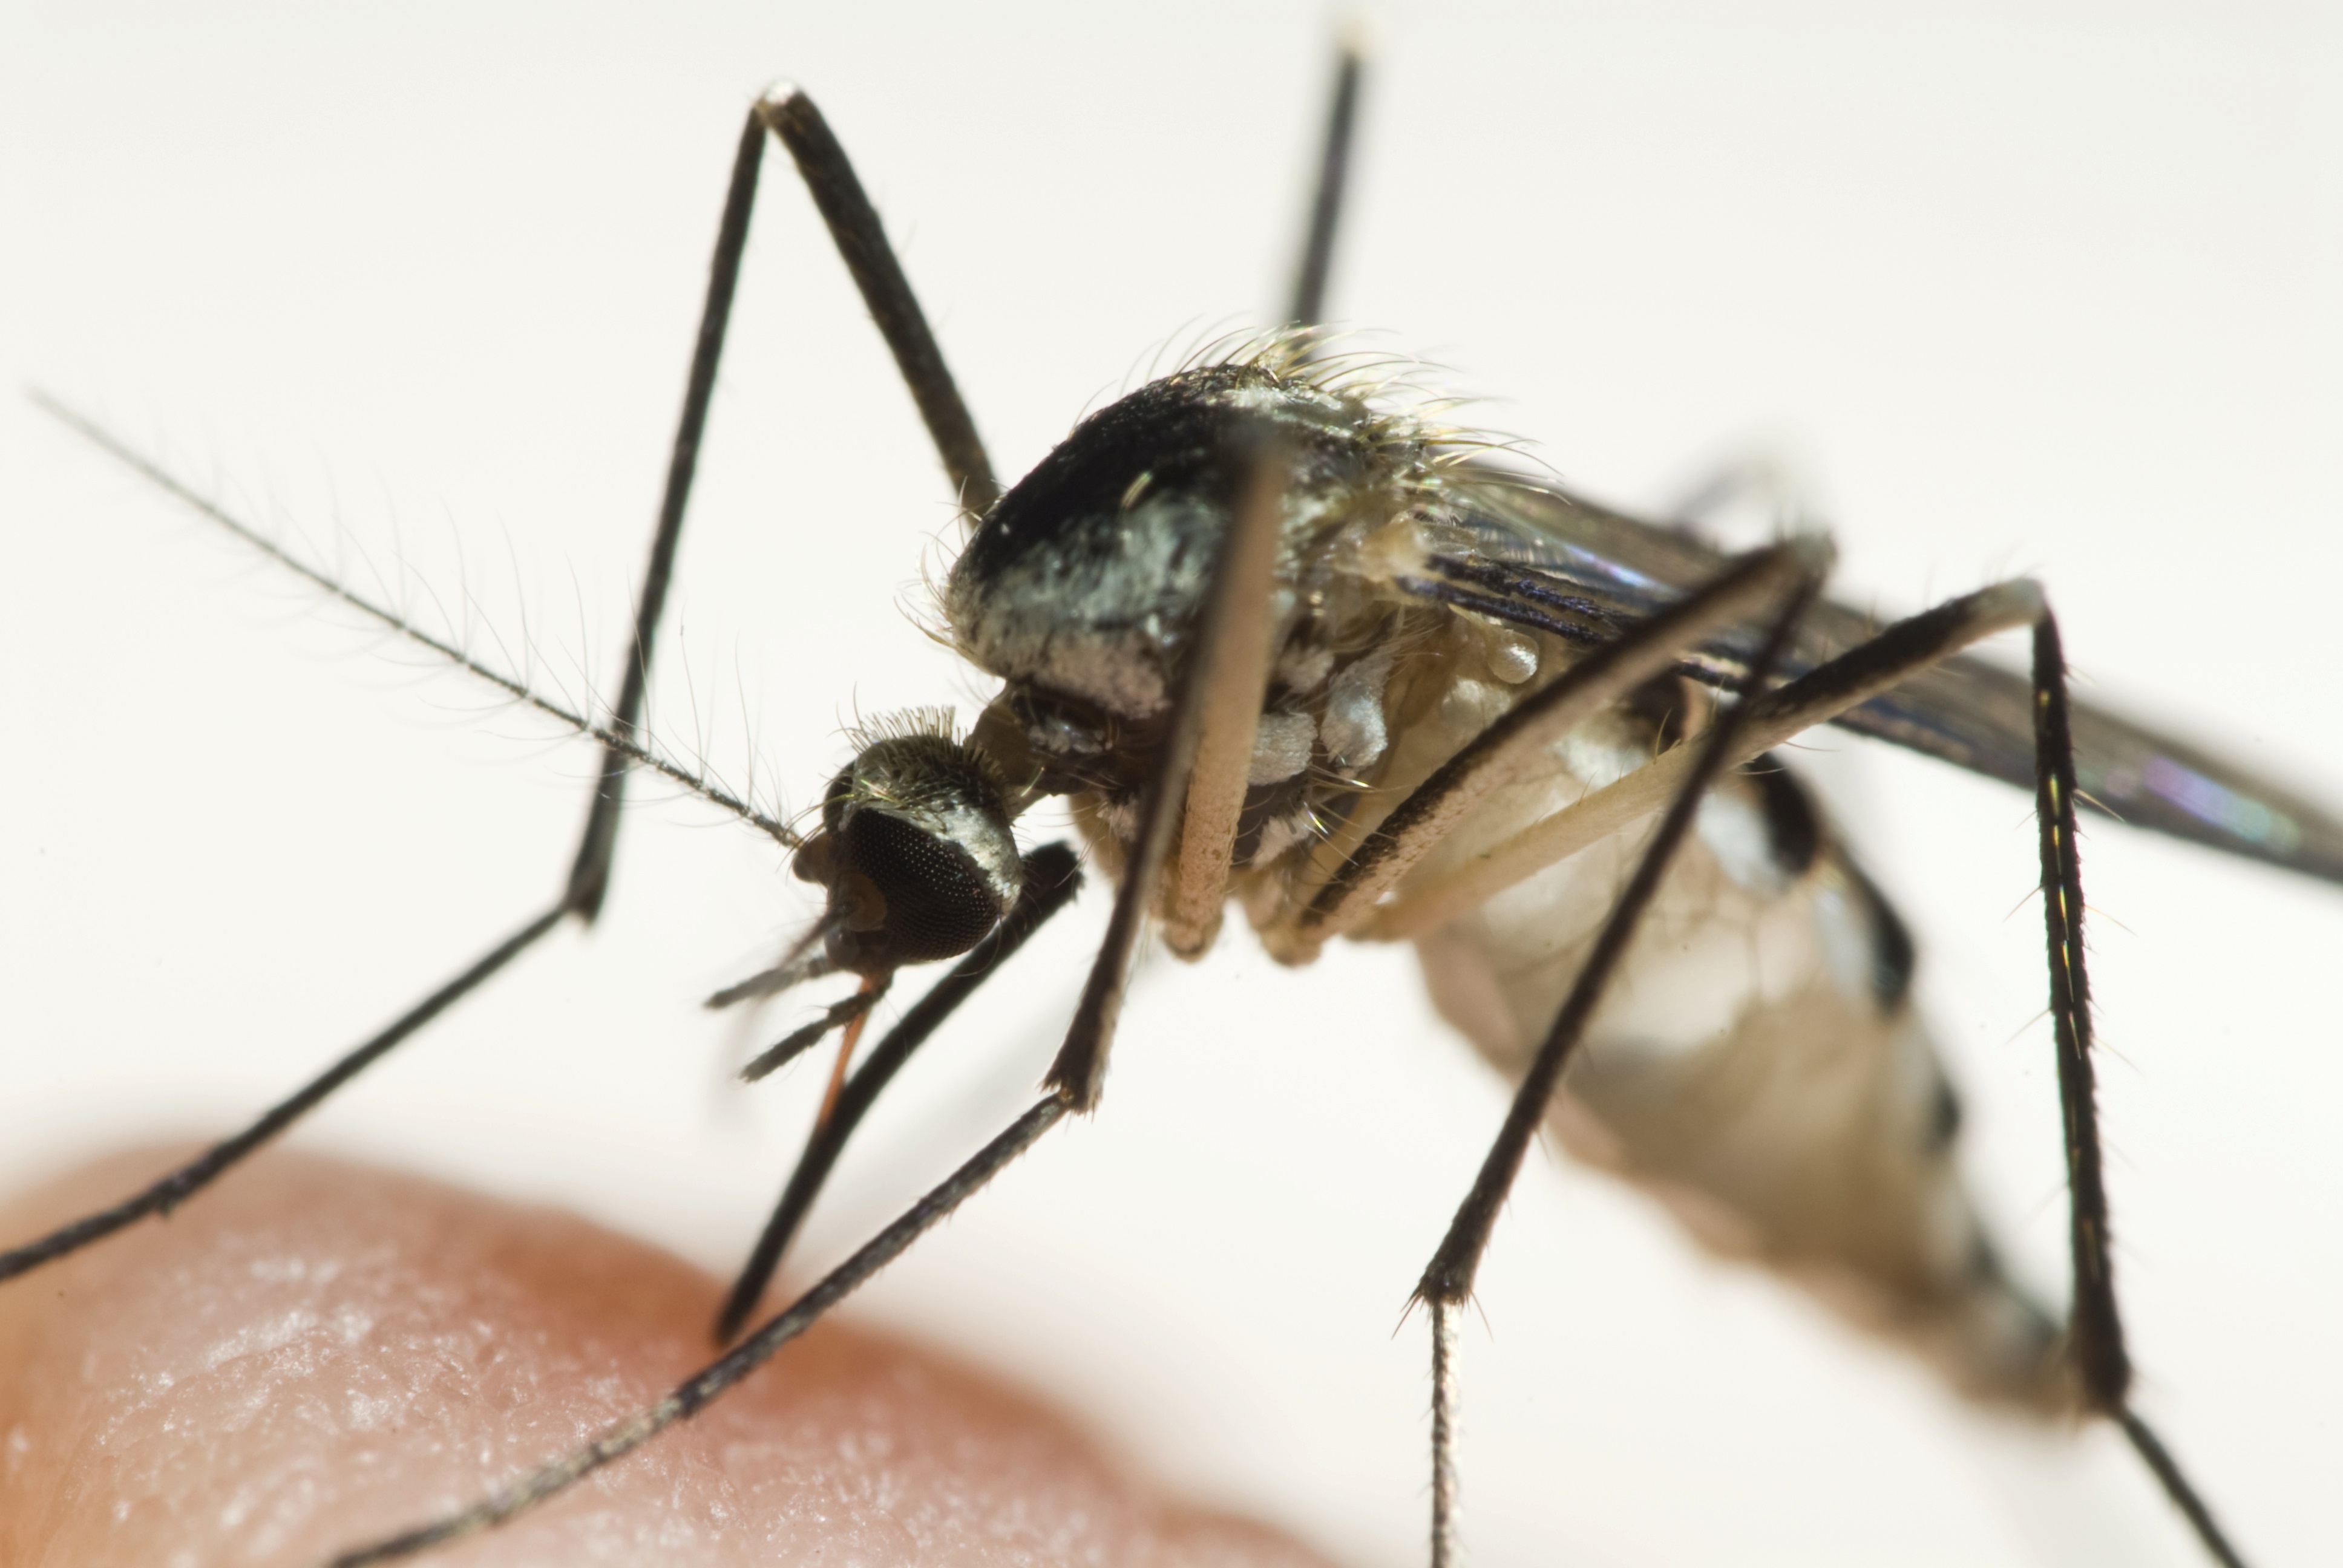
(835, 809, 1008, 964)
(801, 725, 1022, 973)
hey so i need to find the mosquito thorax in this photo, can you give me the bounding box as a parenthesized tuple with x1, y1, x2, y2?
(947, 360, 1403, 723)
(790, 726, 1023, 973)
(943, 354, 1438, 835)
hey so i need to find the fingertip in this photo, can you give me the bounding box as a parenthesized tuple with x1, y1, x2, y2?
(0, 1148, 1332, 1567)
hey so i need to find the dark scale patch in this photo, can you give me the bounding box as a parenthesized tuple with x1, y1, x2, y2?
(1233, 771, 1314, 863)
(1613, 671, 1694, 755)
(1746, 752, 1822, 880)
(1927, 1073, 1965, 1154)
(1412, 557, 1641, 649)
(996, 684, 1156, 797)
(1847, 864, 1919, 1011)
(955, 363, 1374, 595)
(945, 364, 1390, 702)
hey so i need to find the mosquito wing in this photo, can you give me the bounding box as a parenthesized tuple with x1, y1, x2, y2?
(1406, 466, 2343, 884)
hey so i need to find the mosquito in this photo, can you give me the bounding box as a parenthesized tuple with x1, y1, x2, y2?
(10, 15, 2336, 1568)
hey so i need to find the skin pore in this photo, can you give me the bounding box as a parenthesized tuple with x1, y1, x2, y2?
(0, 1148, 1331, 1567)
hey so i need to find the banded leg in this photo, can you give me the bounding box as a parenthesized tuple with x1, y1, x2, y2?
(9, 83, 992, 1284)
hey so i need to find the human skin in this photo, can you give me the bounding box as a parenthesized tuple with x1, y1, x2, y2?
(0, 1148, 1332, 1568)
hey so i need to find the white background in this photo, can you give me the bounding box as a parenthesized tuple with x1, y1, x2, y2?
(4, 4, 2340, 1566)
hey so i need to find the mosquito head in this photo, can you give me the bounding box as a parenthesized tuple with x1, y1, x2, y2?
(790, 719, 1023, 974)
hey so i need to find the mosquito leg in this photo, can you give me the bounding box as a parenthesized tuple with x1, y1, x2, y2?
(1427, 1298, 1460, 1568)
(563, 109, 766, 920)
(1363, 577, 2047, 943)
(1157, 41, 1368, 953)
(574, 83, 997, 912)
(6, 84, 994, 1284)
(2119, 1411, 2247, 1568)
(1286, 31, 1366, 328)
(1399, 598, 2245, 1566)
(755, 88, 999, 511)
(1287, 538, 1821, 949)
(713, 843, 1082, 1344)
(738, 979, 887, 1086)
(2034, 616, 2125, 1408)
(1046, 438, 1292, 1109)
(0, 904, 564, 1285)
(1160, 444, 1290, 956)
(15, 398, 805, 1273)
(704, 947, 839, 1009)
(2031, 616, 2249, 1568)
(1159, 35, 1373, 957)
(1412, 571, 1820, 1567)
(324, 1094, 1072, 1567)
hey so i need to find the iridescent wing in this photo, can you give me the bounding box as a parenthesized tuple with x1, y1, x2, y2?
(1402, 465, 2343, 883)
